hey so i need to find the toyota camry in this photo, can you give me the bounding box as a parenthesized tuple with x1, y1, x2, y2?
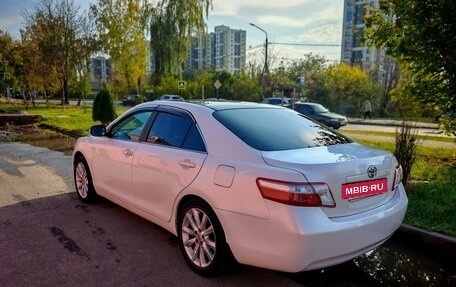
(73, 100, 407, 276)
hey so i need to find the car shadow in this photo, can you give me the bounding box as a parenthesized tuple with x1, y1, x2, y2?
(0, 192, 301, 287)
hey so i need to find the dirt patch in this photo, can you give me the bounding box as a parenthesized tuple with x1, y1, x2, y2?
(0, 126, 76, 155)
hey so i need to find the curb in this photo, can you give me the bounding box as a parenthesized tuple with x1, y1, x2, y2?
(39, 123, 84, 138)
(395, 224, 456, 259)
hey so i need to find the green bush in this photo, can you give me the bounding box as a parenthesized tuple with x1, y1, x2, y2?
(394, 121, 419, 186)
(92, 85, 117, 125)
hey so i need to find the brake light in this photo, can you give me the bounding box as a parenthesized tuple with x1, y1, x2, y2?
(256, 178, 335, 207)
(392, 157, 403, 190)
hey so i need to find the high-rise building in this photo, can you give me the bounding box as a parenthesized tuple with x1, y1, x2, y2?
(186, 32, 213, 71)
(214, 25, 246, 73)
(89, 54, 111, 91)
(186, 25, 246, 74)
(341, 0, 388, 81)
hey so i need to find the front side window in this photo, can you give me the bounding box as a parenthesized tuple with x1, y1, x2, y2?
(110, 111, 152, 141)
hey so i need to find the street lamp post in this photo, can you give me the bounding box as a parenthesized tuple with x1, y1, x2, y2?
(249, 22, 269, 96)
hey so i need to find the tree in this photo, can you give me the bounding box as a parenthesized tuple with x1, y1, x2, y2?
(22, 0, 98, 104)
(287, 53, 329, 103)
(364, 0, 456, 134)
(268, 61, 295, 96)
(154, 69, 261, 102)
(20, 29, 60, 101)
(229, 72, 262, 102)
(324, 63, 379, 115)
(149, 0, 212, 82)
(92, 84, 116, 125)
(0, 30, 21, 98)
(90, 0, 150, 95)
(365, 55, 401, 117)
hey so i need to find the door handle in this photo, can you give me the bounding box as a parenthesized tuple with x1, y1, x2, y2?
(122, 149, 134, 157)
(179, 160, 196, 168)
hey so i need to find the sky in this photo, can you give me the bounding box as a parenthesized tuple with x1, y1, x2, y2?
(0, 0, 344, 65)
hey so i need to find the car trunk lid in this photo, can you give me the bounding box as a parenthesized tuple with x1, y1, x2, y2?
(261, 142, 396, 218)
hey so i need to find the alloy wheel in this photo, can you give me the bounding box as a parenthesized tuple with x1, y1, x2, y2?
(181, 207, 216, 268)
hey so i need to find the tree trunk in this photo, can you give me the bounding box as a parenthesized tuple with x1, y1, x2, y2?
(63, 77, 70, 105)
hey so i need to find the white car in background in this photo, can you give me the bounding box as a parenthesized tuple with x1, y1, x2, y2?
(73, 100, 407, 276)
(157, 94, 184, 101)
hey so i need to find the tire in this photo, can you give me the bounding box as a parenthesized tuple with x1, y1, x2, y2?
(177, 199, 231, 276)
(74, 156, 97, 203)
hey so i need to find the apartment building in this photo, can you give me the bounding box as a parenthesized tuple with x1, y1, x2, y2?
(186, 25, 247, 74)
(341, 0, 388, 81)
(89, 54, 111, 91)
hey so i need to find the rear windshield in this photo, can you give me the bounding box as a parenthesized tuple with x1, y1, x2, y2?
(213, 107, 352, 151)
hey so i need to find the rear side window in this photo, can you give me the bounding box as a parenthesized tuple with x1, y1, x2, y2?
(213, 108, 351, 151)
(295, 105, 313, 114)
(182, 124, 206, 152)
(147, 112, 206, 152)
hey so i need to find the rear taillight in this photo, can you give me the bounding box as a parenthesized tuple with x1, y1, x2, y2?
(392, 157, 403, 190)
(256, 178, 336, 207)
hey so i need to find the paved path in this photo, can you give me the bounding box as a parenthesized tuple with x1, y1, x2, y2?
(0, 142, 301, 287)
(340, 122, 455, 149)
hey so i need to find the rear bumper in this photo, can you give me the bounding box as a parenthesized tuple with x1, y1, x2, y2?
(217, 183, 408, 273)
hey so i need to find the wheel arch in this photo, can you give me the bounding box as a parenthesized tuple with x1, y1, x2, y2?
(175, 194, 237, 274)
(73, 151, 85, 164)
(174, 194, 230, 247)
(175, 194, 210, 230)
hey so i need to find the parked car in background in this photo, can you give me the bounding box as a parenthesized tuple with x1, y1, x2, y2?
(73, 101, 407, 276)
(157, 94, 185, 101)
(260, 97, 291, 107)
(294, 102, 348, 129)
(122, 94, 148, 106)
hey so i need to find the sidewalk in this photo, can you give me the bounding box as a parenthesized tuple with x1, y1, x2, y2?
(348, 117, 440, 129)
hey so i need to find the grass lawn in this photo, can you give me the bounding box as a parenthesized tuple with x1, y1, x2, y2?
(352, 138, 456, 237)
(405, 183, 456, 236)
(0, 101, 128, 134)
(1, 101, 455, 237)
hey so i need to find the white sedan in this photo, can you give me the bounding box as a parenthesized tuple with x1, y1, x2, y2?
(73, 100, 408, 276)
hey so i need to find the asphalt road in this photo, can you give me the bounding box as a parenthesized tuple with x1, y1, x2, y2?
(1, 132, 455, 286)
(0, 142, 301, 287)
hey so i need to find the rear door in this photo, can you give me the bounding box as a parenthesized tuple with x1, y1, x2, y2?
(132, 106, 207, 222)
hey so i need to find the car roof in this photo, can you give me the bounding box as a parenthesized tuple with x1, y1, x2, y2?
(134, 100, 283, 112)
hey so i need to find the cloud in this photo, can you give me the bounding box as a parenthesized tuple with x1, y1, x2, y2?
(211, 0, 314, 17)
(0, 16, 23, 38)
(255, 15, 310, 28)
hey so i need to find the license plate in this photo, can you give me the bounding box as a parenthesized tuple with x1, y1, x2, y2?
(341, 178, 388, 199)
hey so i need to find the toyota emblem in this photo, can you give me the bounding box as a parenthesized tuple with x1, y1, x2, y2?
(367, 165, 377, 178)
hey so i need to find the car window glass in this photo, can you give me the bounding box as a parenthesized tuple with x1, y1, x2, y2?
(147, 112, 192, 148)
(182, 124, 206, 152)
(213, 108, 352, 151)
(312, 104, 328, 113)
(296, 105, 311, 114)
(110, 111, 152, 141)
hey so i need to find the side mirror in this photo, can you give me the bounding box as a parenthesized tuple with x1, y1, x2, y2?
(90, 125, 106, 137)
